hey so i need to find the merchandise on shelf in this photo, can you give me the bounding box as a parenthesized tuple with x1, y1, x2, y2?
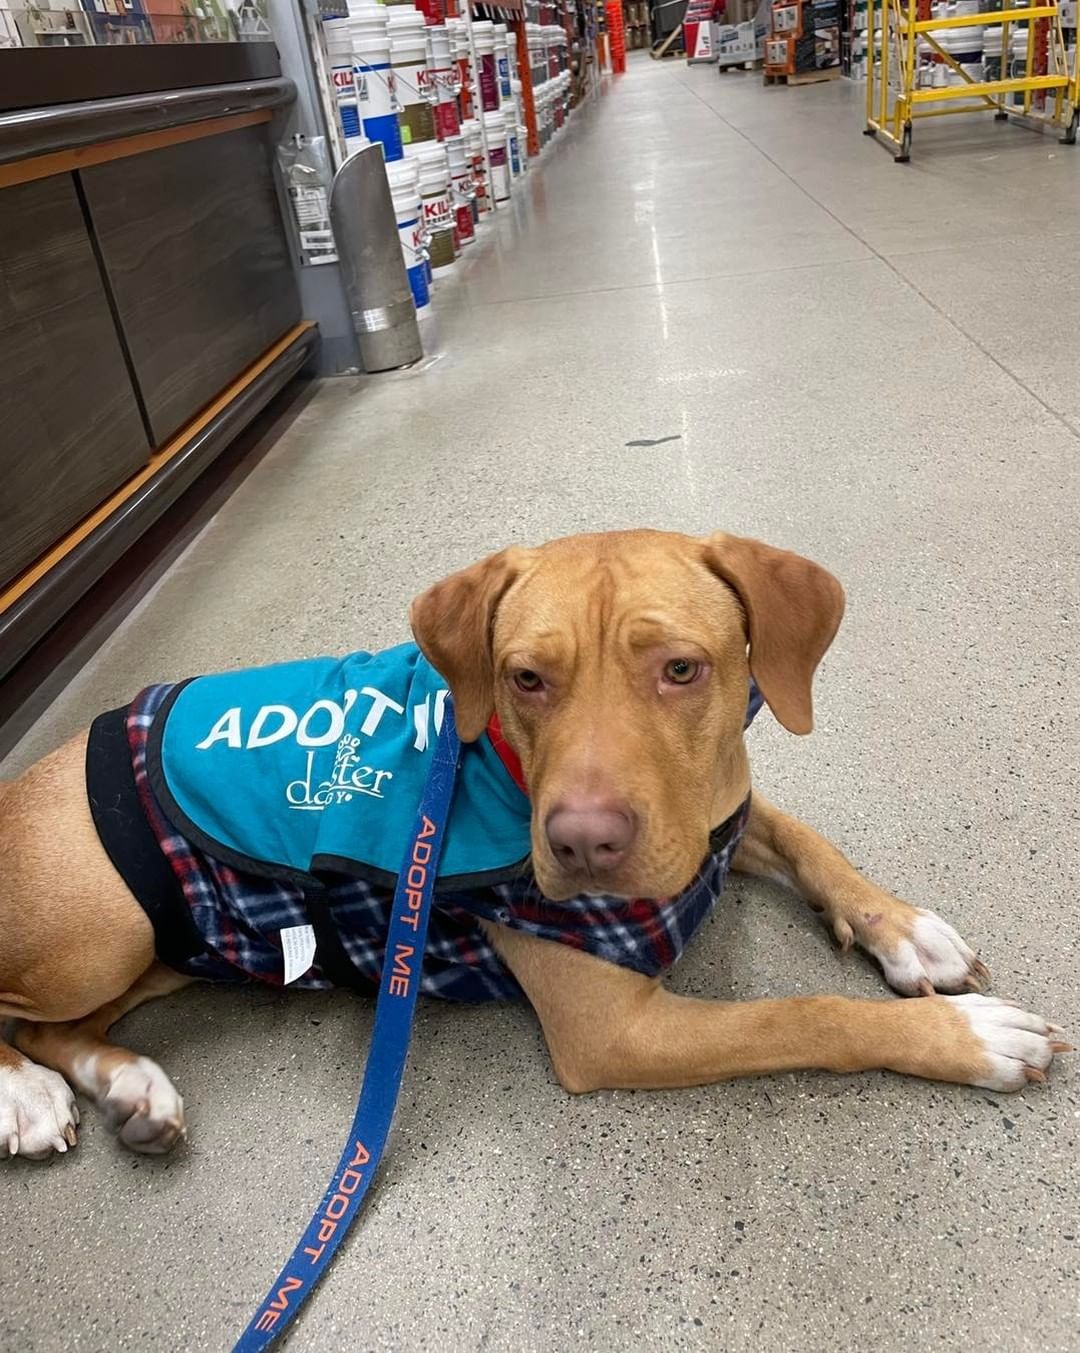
(764, 0, 840, 74)
(385, 157, 430, 308)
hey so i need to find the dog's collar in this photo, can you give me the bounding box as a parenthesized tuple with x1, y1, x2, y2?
(487, 714, 529, 795)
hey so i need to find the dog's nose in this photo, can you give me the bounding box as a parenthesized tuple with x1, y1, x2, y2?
(545, 800, 637, 875)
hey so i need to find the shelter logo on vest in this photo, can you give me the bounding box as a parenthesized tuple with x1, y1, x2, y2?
(286, 736, 394, 811)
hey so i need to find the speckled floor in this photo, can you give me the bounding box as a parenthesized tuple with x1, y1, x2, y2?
(3, 54, 1079, 1353)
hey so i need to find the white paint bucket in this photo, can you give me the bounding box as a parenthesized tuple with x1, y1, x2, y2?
(389, 10, 435, 149)
(545, 25, 560, 82)
(473, 19, 501, 113)
(352, 6, 402, 162)
(447, 19, 475, 122)
(483, 108, 510, 204)
(324, 18, 364, 154)
(385, 156, 429, 311)
(555, 72, 569, 131)
(507, 121, 521, 178)
(407, 141, 457, 271)
(494, 23, 513, 100)
(508, 75, 526, 174)
(445, 133, 475, 244)
(428, 24, 461, 139)
(462, 117, 488, 217)
(526, 22, 544, 89)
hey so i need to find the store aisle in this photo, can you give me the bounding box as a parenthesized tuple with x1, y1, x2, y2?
(4, 56, 1078, 1353)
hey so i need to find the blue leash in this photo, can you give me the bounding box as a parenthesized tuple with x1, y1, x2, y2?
(233, 700, 462, 1351)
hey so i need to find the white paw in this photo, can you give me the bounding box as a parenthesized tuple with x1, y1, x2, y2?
(873, 909, 988, 996)
(0, 1061, 79, 1160)
(947, 993, 1070, 1091)
(90, 1055, 186, 1155)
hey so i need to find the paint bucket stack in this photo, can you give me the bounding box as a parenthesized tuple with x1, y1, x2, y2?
(445, 132, 475, 244)
(351, 1, 402, 163)
(472, 20, 501, 113)
(482, 108, 512, 205)
(463, 117, 489, 217)
(494, 23, 513, 102)
(428, 24, 461, 139)
(447, 18, 474, 122)
(386, 157, 430, 311)
(325, 17, 365, 156)
(411, 140, 458, 273)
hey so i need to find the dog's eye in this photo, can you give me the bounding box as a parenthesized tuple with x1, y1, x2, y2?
(514, 670, 544, 693)
(663, 659, 701, 685)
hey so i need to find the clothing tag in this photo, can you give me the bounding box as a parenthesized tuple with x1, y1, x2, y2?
(280, 924, 317, 985)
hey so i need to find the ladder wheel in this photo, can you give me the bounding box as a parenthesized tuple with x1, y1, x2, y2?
(895, 124, 912, 162)
(1060, 109, 1079, 144)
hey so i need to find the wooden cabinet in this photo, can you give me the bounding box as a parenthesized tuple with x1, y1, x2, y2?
(80, 125, 299, 447)
(0, 174, 151, 591)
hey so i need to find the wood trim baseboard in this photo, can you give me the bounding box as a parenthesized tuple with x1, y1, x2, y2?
(0, 321, 316, 617)
(0, 108, 273, 190)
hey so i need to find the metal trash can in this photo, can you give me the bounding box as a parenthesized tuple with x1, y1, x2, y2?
(329, 144, 423, 372)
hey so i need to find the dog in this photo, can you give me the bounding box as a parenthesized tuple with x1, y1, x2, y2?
(0, 529, 1068, 1160)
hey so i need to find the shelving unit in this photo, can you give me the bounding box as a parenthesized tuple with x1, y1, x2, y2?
(864, 0, 1080, 159)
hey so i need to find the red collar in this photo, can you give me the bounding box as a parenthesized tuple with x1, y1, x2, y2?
(486, 714, 529, 796)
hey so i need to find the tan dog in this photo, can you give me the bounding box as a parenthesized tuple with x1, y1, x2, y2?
(0, 530, 1068, 1160)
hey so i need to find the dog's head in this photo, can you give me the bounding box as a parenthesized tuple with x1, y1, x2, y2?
(410, 530, 844, 900)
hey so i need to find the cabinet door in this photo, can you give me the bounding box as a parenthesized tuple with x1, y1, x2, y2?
(0, 174, 151, 592)
(80, 124, 300, 448)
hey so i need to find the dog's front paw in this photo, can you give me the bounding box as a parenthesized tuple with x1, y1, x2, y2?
(944, 994, 1070, 1090)
(94, 1056, 186, 1155)
(0, 1059, 79, 1160)
(838, 904, 990, 996)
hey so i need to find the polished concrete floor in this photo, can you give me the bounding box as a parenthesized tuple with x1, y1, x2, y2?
(3, 55, 1079, 1353)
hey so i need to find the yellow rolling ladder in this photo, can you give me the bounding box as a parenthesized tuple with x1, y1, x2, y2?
(864, 0, 1080, 160)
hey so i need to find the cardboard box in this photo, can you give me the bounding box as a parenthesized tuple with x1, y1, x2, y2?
(716, 20, 756, 64)
(765, 33, 792, 69)
(815, 24, 840, 67)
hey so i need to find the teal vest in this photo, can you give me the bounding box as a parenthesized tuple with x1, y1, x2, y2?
(146, 644, 530, 889)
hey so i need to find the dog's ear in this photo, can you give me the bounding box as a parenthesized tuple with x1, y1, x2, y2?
(409, 548, 529, 741)
(701, 532, 845, 735)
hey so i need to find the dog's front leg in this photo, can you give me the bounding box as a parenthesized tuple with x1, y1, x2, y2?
(15, 964, 191, 1154)
(733, 795, 991, 997)
(484, 925, 1066, 1094)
